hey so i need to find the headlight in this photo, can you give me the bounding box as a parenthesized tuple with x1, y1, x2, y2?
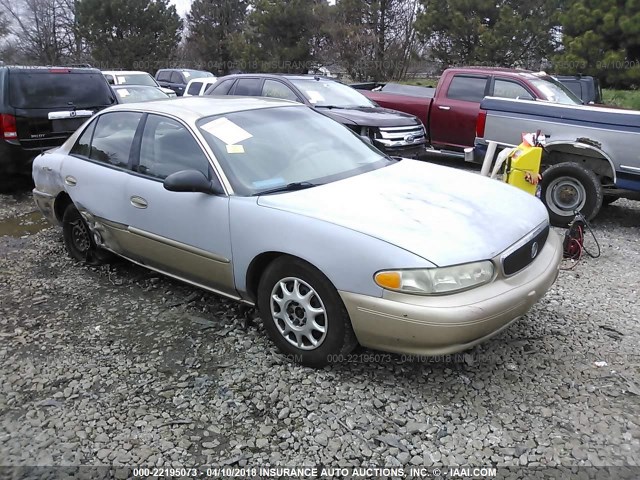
(374, 261, 495, 295)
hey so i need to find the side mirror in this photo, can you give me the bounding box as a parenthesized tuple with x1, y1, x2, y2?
(163, 170, 224, 195)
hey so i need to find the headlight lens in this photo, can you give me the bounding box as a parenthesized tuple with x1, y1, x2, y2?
(374, 261, 495, 295)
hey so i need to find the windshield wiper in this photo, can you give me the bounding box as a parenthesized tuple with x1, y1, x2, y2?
(253, 181, 320, 196)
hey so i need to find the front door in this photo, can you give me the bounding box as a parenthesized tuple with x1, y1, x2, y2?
(123, 113, 235, 296)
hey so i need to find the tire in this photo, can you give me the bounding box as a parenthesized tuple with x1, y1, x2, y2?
(62, 204, 110, 265)
(541, 162, 603, 227)
(257, 256, 358, 368)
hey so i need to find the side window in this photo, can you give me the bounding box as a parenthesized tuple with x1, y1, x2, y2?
(209, 79, 235, 95)
(70, 119, 98, 157)
(187, 82, 202, 96)
(262, 80, 299, 102)
(157, 71, 170, 82)
(493, 79, 533, 100)
(89, 112, 142, 168)
(234, 78, 262, 96)
(104, 74, 114, 85)
(137, 114, 210, 180)
(446, 76, 488, 102)
(170, 72, 184, 84)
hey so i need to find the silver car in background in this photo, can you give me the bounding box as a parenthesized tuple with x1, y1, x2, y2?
(32, 97, 562, 367)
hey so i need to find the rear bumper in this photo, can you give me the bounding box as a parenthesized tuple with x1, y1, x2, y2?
(464, 143, 487, 164)
(33, 188, 59, 225)
(0, 141, 37, 176)
(340, 230, 562, 356)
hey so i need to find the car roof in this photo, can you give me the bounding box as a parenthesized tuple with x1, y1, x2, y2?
(2, 65, 101, 74)
(187, 77, 218, 83)
(107, 96, 300, 121)
(218, 73, 336, 82)
(102, 70, 151, 75)
(159, 68, 211, 73)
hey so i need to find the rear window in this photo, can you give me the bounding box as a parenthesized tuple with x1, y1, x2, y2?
(187, 81, 202, 96)
(9, 71, 116, 109)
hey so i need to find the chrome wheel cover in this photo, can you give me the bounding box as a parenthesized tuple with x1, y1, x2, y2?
(270, 277, 327, 351)
(545, 176, 587, 217)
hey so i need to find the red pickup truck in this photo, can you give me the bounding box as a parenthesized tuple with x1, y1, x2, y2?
(353, 67, 583, 156)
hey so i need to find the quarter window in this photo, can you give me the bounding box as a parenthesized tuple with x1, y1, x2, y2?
(157, 71, 170, 82)
(493, 79, 533, 100)
(446, 76, 488, 102)
(70, 119, 98, 157)
(262, 80, 299, 102)
(208, 79, 235, 95)
(89, 112, 142, 168)
(137, 115, 210, 180)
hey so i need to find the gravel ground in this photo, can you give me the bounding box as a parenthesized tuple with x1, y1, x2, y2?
(0, 186, 639, 473)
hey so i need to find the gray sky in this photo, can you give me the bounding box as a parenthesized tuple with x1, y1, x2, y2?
(170, 0, 192, 17)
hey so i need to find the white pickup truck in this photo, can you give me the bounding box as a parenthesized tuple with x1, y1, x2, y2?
(467, 97, 640, 226)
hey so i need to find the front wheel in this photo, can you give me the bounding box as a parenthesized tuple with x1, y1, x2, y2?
(541, 162, 603, 227)
(257, 256, 358, 368)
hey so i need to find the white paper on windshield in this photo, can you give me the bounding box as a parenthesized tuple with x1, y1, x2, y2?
(226, 144, 245, 154)
(306, 90, 325, 104)
(184, 72, 191, 78)
(201, 117, 253, 145)
(119, 89, 130, 97)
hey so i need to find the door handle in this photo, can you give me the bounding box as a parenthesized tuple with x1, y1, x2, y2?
(438, 106, 451, 111)
(130, 196, 148, 209)
(42, 166, 52, 172)
(64, 176, 77, 186)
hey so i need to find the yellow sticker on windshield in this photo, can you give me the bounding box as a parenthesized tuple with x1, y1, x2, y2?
(226, 144, 245, 154)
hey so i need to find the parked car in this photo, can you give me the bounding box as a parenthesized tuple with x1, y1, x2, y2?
(32, 97, 562, 367)
(0, 65, 116, 191)
(352, 67, 583, 155)
(206, 74, 427, 158)
(102, 70, 176, 98)
(555, 75, 602, 104)
(468, 96, 640, 226)
(112, 85, 170, 104)
(155, 69, 214, 96)
(184, 77, 218, 97)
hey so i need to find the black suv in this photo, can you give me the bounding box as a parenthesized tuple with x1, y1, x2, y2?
(0, 66, 116, 189)
(155, 69, 214, 96)
(205, 74, 427, 158)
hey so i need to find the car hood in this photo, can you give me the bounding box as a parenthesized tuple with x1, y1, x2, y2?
(318, 106, 421, 128)
(257, 160, 549, 266)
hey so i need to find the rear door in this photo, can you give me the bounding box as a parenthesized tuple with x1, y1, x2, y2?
(8, 69, 116, 153)
(430, 74, 488, 149)
(59, 111, 143, 257)
(170, 72, 186, 96)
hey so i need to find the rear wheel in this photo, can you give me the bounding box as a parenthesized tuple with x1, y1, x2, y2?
(62, 204, 110, 265)
(257, 256, 358, 368)
(541, 162, 603, 227)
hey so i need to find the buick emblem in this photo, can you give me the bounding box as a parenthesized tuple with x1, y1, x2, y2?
(404, 135, 415, 144)
(531, 242, 539, 259)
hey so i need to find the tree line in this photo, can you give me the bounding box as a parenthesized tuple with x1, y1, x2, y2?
(0, 0, 639, 88)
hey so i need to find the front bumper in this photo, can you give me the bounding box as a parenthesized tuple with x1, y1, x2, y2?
(379, 143, 427, 159)
(339, 230, 562, 356)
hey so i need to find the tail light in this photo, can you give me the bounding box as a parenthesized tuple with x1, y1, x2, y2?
(476, 110, 487, 138)
(0, 114, 17, 140)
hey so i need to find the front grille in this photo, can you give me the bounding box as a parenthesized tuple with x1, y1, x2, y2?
(502, 225, 549, 276)
(377, 125, 427, 148)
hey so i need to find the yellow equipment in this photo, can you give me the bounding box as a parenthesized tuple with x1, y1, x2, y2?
(491, 131, 545, 196)
(503, 141, 543, 195)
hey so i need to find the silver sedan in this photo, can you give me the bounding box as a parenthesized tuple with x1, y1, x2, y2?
(32, 97, 562, 367)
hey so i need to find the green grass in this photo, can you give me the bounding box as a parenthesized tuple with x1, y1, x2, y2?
(602, 89, 640, 110)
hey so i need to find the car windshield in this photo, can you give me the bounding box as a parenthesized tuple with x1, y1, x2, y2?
(197, 106, 390, 196)
(289, 79, 376, 108)
(9, 71, 116, 108)
(530, 76, 582, 105)
(114, 87, 168, 103)
(113, 73, 158, 87)
(184, 71, 213, 80)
